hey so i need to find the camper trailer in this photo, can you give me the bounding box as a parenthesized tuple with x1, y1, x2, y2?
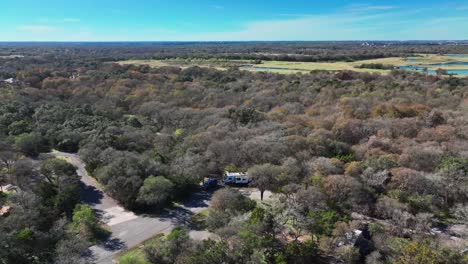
(224, 171, 250, 186)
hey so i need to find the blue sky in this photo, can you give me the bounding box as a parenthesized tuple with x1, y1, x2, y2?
(1, 0, 467, 41)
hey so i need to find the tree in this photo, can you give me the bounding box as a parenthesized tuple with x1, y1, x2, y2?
(210, 188, 255, 213)
(144, 228, 190, 264)
(323, 175, 366, 211)
(248, 163, 282, 200)
(399, 146, 443, 172)
(53, 236, 90, 264)
(137, 176, 174, 207)
(39, 158, 80, 215)
(14, 133, 49, 157)
(207, 189, 255, 230)
(0, 147, 20, 189)
(72, 204, 103, 241)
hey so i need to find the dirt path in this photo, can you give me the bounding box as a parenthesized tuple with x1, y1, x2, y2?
(48, 151, 213, 264)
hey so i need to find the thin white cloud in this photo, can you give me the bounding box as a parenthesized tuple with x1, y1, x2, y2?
(346, 4, 395, 12)
(457, 6, 468, 10)
(7, 4, 468, 41)
(149, 6, 467, 41)
(18, 25, 57, 33)
(64, 18, 80, 22)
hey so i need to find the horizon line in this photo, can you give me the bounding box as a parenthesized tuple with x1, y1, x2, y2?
(0, 40, 468, 43)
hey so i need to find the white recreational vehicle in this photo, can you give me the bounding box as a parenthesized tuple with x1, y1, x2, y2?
(223, 171, 250, 185)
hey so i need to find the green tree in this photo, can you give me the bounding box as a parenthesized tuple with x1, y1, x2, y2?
(72, 204, 104, 241)
(38, 158, 80, 216)
(14, 133, 49, 157)
(137, 176, 174, 207)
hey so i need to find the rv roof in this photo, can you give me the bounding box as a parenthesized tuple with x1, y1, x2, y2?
(225, 172, 247, 177)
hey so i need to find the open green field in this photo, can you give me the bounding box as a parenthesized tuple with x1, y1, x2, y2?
(117, 54, 468, 76)
(118, 58, 250, 71)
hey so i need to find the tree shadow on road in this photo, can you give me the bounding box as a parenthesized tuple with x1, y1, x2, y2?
(136, 189, 217, 230)
(79, 181, 104, 206)
(98, 237, 127, 251)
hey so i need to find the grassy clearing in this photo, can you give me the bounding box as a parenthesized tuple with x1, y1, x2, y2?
(258, 60, 390, 73)
(118, 58, 249, 71)
(116, 54, 468, 75)
(55, 155, 72, 163)
(116, 233, 165, 264)
(117, 58, 390, 74)
(189, 208, 210, 230)
(118, 249, 147, 264)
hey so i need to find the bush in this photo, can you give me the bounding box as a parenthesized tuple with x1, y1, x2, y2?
(137, 176, 174, 208)
(399, 146, 443, 172)
(393, 240, 438, 264)
(72, 204, 108, 242)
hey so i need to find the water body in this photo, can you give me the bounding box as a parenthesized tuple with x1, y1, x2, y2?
(401, 59, 468, 75)
(399, 66, 468, 75)
(445, 54, 468, 58)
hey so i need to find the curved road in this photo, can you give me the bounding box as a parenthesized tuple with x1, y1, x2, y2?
(48, 151, 213, 264)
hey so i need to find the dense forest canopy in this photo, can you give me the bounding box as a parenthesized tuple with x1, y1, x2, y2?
(0, 42, 468, 264)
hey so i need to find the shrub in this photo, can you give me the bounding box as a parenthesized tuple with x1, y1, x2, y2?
(399, 146, 443, 172)
(137, 176, 174, 208)
(72, 204, 108, 242)
(345, 161, 362, 177)
(393, 240, 438, 264)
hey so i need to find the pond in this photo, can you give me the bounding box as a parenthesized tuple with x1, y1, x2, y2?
(401, 59, 468, 75)
(399, 65, 468, 75)
(445, 54, 468, 58)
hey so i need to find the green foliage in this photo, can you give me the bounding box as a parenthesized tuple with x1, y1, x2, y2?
(307, 210, 341, 236)
(249, 207, 266, 224)
(334, 153, 356, 163)
(239, 230, 276, 252)
(16, 228, 34, 241)
(283, 240, 318, 264)
(71, 204, 108, 242)
(439, 156, 468, 173)
(393, 240, 438, 264)
(407, 195, 434, 213)
(368, 223, 384, 236)
(356, 63, 395, 70)
(38, 158, 81, 216)
(325, 141, 351, 158)
(2, 44, 468, 264)
(364, 155, 399, 171)
(143, 228, 190, 264)
(184, 239, 231, 264)
(387, 189, 404, 201)
(310, 174, 325, 190)
(126, 116, 143, 128)
(224, 164, 240, 172)
(119, 253, 148, 264)
(227, 107, 263, 126)
(14, 132, 50, 157)
(166, 227, 189, 241)
(137, 176, 174, 207)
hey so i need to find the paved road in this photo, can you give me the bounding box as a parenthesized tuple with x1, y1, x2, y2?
(48, 151, 213, 264)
